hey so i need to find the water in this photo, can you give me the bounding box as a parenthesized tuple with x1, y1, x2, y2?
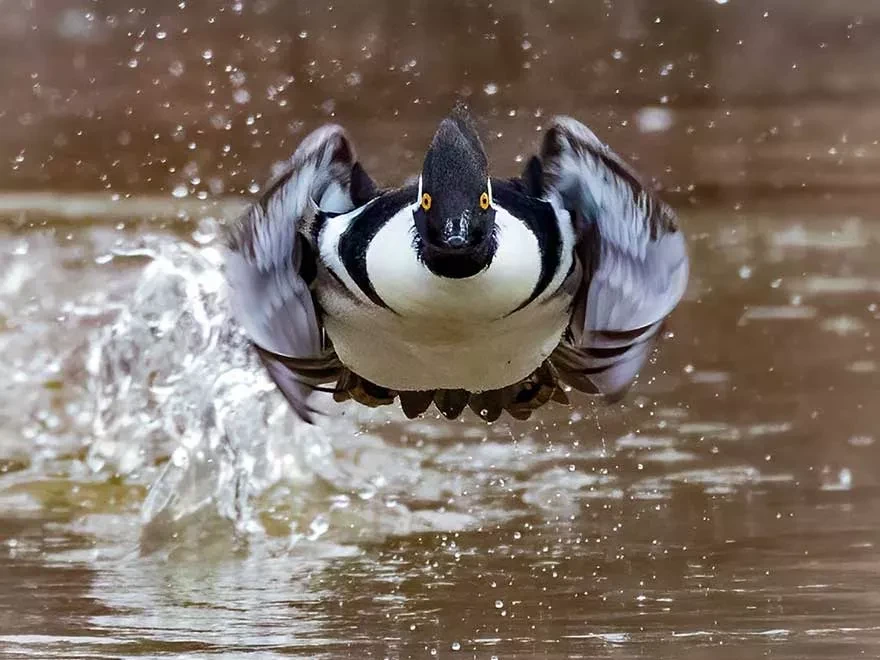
(1, 204, 878, 658)
(3, 0, 880, 657)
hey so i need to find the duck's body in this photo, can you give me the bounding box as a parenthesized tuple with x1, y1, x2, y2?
(316, 179, 576, 393)
(225, 109, 688, 422)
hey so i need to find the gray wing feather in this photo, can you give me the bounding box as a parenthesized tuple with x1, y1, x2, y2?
(541, 116, 688, 398)
(224, 124, 356, 420)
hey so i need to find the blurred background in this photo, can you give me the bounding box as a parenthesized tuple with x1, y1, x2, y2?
(3, 0, 877, 206)
(2, 1, 880, 659)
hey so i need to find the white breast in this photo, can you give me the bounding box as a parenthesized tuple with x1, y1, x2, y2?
(316, 198, 577, 392)
(364, 203, 541, 320)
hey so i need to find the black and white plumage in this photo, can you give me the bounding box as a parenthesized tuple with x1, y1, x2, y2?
(224, 110, 688, 423)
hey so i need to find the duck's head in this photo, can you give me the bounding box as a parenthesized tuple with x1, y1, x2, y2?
(413, 112, 497, 279)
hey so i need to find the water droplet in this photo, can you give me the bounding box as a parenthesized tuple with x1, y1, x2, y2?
(451, 641, 461, 651)
(171, 184, 188, 199)
(635, 107, 673, 133)
(192, 218, 218, 245)
(738, 265, 753, 279)
(169, 60, 185, 76)
(202, 49, 213, 61)
(612, 49, 624, 60)
(495, 599, 504, 608)
(483, 82, 498, 96)
(171, 447, 189, 468)
(306, 514, 329, 541)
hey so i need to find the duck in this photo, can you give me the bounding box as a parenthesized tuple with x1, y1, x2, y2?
(224, 108, 688, 423)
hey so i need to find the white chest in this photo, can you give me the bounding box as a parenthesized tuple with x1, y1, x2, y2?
(316, 199, 576, 391)
(364, 204, 542, 321)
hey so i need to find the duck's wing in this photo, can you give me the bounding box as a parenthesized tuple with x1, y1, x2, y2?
(535, 116, 689, 399)
(224, 124, 377, 421)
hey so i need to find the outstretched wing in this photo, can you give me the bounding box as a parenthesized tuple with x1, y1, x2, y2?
(224, 124, 376, 421)
(538, 116, 689, 398)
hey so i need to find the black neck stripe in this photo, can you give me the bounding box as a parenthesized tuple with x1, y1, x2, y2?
(491, 178, 563, 312)
(337, 185, 417, 312)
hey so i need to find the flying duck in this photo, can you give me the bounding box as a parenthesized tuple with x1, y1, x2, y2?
(224, 109, 688, 423)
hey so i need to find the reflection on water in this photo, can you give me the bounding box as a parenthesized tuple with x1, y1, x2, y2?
(1, 203, 880, 658)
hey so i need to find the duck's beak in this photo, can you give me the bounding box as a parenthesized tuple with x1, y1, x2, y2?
(441, 214, 470, 250)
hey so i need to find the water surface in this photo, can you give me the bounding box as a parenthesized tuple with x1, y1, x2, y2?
(1, 203, 879, 659)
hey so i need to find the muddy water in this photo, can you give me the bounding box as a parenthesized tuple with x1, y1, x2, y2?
(1, 206, 879, 659)
(3, 0, 880, 658)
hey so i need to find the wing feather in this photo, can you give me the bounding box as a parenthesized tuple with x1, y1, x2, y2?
(224, 125, 364, 421)
(540, 116, 688, 399)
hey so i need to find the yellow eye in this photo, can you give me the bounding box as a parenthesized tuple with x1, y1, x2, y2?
(479, 192, 490, 210)
(421, 192, 432, 211)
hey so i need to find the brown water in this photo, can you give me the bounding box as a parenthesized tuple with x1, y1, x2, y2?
(2, 1, 880, 658)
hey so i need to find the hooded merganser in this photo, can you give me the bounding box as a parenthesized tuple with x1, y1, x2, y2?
(225, 109, 688, 422)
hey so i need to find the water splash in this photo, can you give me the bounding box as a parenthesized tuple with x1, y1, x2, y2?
(83, 237, 338, 535)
